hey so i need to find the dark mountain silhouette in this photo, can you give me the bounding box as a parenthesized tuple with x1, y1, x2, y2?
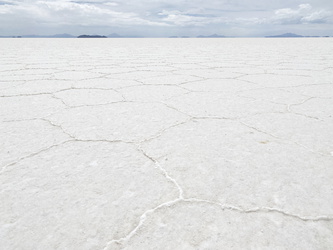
(266, 33, 303, 38)
(78, 35, 107, 38)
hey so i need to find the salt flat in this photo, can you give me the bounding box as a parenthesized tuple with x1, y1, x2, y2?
(0, 38, 333, 249)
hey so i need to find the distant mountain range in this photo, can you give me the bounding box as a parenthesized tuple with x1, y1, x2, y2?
(0, 33, 75, 38)
(265, 33, 330, 38)
(197, 34, 225, 38)
(266, 33, 303, 37)
(169, 34, 225, 38)
(0, 32, 331, 38)
(78, 35, 107, 38)
(0, 33, 140, 38)
(107, 33, 142, 38)
(169, 36, 190, 38)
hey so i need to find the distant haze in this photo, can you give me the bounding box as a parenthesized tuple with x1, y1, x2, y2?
(0, 0, 332, 37)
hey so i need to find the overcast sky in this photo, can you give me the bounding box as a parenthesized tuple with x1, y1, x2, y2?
(0, 0, 332, 36)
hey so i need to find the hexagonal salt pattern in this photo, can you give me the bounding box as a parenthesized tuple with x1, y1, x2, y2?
(0, 38, 332, 249)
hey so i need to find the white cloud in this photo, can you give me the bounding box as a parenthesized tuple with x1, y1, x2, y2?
(104, 2, 118, 7)
(158, 10, 216, 26)
(0, 0, 168, 28)
(0, 0, 332, 36)
(299, 3, 312, 10)
(301, 9, 332, 23)
(273, 4, 332, 24)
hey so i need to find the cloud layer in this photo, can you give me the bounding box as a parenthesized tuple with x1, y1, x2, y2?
(0, 0, 332, 36)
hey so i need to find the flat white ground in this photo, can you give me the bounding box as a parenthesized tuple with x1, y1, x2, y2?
(0, 38, 332, 249)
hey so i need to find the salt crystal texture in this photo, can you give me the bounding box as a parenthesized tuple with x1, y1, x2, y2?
(0, 38, 332, 249)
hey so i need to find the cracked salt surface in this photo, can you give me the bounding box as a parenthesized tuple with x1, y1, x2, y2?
(1, 38, 333, 249)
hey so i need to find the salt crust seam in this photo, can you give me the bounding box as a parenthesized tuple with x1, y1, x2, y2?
(102, 149, 333, 249)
